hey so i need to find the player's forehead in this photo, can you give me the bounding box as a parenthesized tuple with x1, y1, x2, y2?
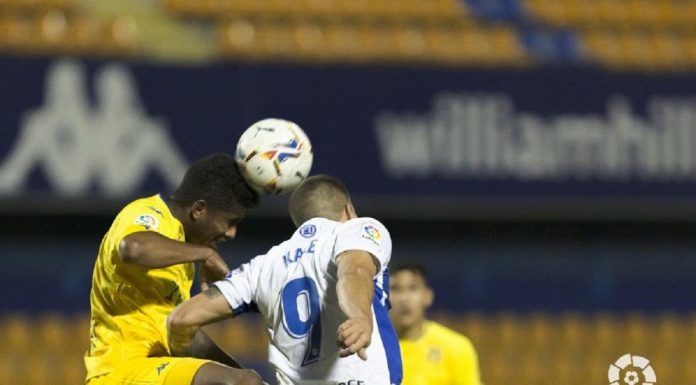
(208, 206, 245, 221)
(391, 269, 428, 285)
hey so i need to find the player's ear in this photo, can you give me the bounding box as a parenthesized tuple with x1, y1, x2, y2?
(190, 200, 208, 222)
(345, 202, 357, 219)
(424, 287, 434, 308)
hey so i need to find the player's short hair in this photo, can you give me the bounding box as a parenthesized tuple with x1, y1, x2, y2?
(391, 264, 428, 283)
(289, 175, 351, 226)
(171, 153, 259, 211)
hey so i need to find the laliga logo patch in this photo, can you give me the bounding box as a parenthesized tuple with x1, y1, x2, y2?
(299, 224, 316, 238)
(361, 224, 382, 246)
(608, 354, 656, 385)
(134, 214, 158, 230)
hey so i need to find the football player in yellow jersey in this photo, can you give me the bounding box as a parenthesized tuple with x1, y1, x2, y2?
(85, 154, 263, 385)
(389, 265, 482, 385)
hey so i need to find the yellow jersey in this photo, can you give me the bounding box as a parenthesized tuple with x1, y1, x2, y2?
(85, 194, 194, 380)
(399, 321, 481, 385)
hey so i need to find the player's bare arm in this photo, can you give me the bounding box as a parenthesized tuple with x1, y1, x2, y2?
(336, 249, 379, 361)
(168, 286, 235, 357)
(119, 231, 229, 279)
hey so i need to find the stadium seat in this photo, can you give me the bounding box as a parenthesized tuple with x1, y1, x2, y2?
(392, 25, 428, 61)
(290, 21, 326, 60)
(219, 19, 257, 58)
(5, 311, 696, 385)
(0, 0, 73, 13)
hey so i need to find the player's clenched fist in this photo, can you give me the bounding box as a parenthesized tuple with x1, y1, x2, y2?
(200, 250, 230, 290)
(337, 316, 373, 361)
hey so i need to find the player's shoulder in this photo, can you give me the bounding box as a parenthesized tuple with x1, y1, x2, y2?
(116, 194, 172, 230)
(119, 194, 169, 219)
(120, 194, 167, 215)
(426, 321, 476, 352)
(338, 217, 391, 240)
(294, 217, 340, 239)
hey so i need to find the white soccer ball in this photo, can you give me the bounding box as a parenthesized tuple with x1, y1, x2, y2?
(235, 118, 313, 194)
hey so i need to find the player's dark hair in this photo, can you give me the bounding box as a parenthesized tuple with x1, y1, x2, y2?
(391, 264, 428, 283)
(289, 175, 351, 226)
(171, 153, 259, 211)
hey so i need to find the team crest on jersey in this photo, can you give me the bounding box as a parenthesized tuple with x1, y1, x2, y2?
(135, 214, 158, 230)
(299, 224, 316, 238)
(361, 223, 382, 246)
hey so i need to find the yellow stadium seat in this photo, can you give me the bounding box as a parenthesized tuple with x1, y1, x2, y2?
(250, 21, 293, 59)
(219, 19, 257, 58)
(654, 1, 680, 27)
(488, 26, 526, 65)
(290, 21, 326, 60)
(527, 312, 554, 348)
(457, 28, 493, 64)
(649, 33, 685, 70)
(526, 0, 568, 27)
(3, 314, 33, 353)
(37, 313, 68, 353)
(356, 24, 395, 62)
(0, 352, 21, 385)
(306, 0, 342, 17)
(681, 35, 696, 67)
(24, 354, 53, 385)
(619, 312, 650, 351)
(655, 313, 683, 350)
(558, 312, 588, 349)
(321, 23, 357, 61)
(458, 312, 490, 347)
(63, 363, 87, 385)
(594, 0, 628, 27)
(561, 0, 595, 26)
(391, 25, 427, 61)
(588, 312, 619, 352)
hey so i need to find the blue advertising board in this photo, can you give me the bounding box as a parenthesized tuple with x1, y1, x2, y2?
(2, 57, 696, 218)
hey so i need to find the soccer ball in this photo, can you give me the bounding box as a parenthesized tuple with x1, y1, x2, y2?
(235, 118, 313, 194)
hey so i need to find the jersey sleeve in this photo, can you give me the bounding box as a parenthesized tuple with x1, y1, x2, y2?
(212, 256, 263, 315)
(333, 218, 392, 275)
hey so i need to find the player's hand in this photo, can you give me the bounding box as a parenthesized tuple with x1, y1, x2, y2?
(200, 250, 230, 291)
(337, 316, 372, 361)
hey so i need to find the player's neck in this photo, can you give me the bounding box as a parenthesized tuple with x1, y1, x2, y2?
(163, 195, 187, 225)
(398, 320, 427, 341)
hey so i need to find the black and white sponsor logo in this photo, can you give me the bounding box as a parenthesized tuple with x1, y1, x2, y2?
(0, 60, 188, 197)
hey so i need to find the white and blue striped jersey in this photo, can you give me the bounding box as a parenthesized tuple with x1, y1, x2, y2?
(213, 217, 403, 385)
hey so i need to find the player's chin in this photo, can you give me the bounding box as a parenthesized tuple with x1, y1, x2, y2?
(391, 314, 416, 328)
(209, 235, 230, 247)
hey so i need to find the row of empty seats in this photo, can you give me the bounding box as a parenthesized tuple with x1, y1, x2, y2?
(216, 18, 696, 70)
(525, 0, 696, 28)
(0, 0, 73, 13)
(1, 0, 695, 70)
(584, 30, 696, 70)
(166, 0, 466, 21)
(0, 11, 137, 56)
(2, 311, 695, 385)
(219, 19, 529, 66)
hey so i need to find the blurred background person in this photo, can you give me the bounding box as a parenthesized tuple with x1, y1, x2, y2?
(390, 264, 481, 385)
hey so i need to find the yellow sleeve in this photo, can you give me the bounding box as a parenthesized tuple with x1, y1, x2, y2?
(449, 337, 482, 385)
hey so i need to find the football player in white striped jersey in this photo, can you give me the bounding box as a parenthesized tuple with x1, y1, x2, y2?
(168, 175, 402, 385)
